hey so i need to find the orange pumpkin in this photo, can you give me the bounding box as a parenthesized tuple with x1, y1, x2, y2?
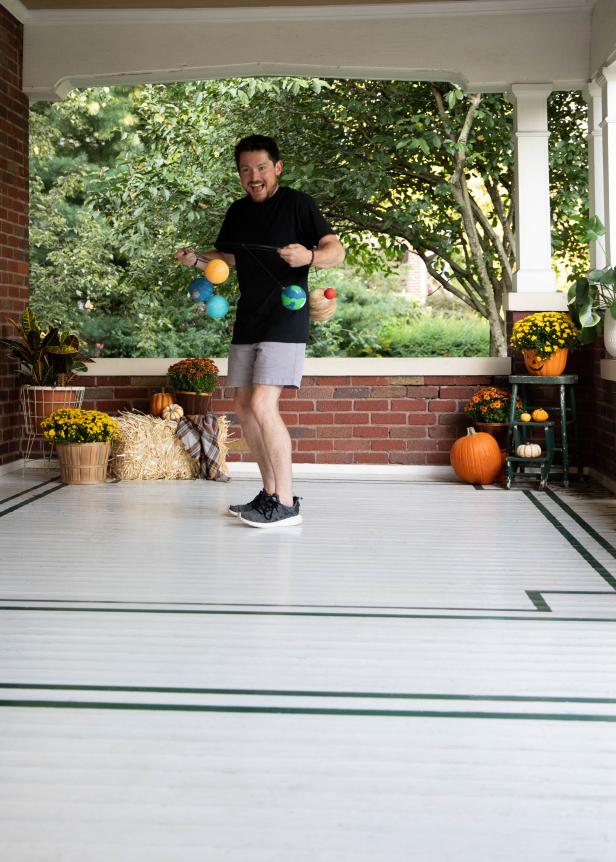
(150, 391, 173, 417)
(450, 427, 503, 485)
(523, 348, 568, 376)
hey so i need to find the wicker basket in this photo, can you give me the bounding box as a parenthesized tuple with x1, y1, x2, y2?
(56, 442, 111, 485)
(309, 292, 336, 322)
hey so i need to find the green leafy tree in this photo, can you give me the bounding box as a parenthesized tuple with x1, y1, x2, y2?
(236, 80, 588, 356)
(29, 80, 589, 358)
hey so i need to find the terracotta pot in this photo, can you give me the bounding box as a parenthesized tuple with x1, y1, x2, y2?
(523, 348, 568, 376)
(56, 441, 110, 485)
(173, 390, 213, 416)
(474, 422, 509, 449)
(21, 385, 85, 435)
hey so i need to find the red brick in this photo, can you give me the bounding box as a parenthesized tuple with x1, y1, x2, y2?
(320, 453, 353, 463)
(299, 412, 334, 424)
(334, 438, 371, 451)
(405, 439, 439, 451)
(333, 387, 370, 398)
(289, 426, 316, 438)
(408, 414, 437, 425)
(429, 376, 492, 385)
(439, 386, 482, 399)
(350, 376, 389, 385)
(427, 452, 453, 465)
(355, 452, 389, 464)
(371, 412, 407, 424)
(389, 426, 427, 439)
(353, 399, 389, 411)
(317, 426, 349, 438)
(390, 453, 428, 465)
(317, 399, 353, 411)
(335, 412, 370, 425)
(299, 386, 334, 399)
(298, 439, 334, 451)
(428, 399, 457, 412)
(354, 425, 389, 438)
(404, 385, 439, 397)
(293, 453, 316, 463)
(371, 439, 406, 451)
(390, 398, 426, 411)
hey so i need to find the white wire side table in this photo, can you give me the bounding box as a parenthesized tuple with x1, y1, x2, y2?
(21, 385, 86, 466)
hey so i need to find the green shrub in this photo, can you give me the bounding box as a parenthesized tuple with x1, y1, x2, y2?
(377, 315, 489, 357)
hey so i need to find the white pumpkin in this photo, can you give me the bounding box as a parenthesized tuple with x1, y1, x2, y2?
(162, 403, 184, 421)
(516, 443, 541, 458)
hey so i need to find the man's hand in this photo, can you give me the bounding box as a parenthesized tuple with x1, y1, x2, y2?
(278, 244, 312, 268)
(175, 247, 198, 268)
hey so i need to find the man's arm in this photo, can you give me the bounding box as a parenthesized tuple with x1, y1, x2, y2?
(278, 234, 345, 269)
(175, 247, 236, 271)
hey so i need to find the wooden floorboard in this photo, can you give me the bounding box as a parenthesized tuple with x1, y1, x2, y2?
(1, 467, 615, 860)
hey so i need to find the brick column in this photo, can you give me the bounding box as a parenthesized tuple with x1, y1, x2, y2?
(0, 5, 29, 466)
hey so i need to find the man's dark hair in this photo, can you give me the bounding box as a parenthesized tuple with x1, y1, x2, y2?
(234, 135, 280, 168)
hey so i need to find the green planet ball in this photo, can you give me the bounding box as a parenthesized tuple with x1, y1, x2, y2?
(281, 284, 307, 311)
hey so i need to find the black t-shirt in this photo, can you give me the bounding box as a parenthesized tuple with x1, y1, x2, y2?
(215, 186, 333, 344)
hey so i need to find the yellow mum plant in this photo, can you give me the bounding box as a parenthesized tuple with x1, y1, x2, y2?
(509, 312, 579, 360)
(41, 408, 119, 444)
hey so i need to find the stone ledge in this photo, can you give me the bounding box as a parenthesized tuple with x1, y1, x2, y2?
(79, 356, 511, 378)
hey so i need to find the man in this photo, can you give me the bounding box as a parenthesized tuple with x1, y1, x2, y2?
(176, 135, 345, 528)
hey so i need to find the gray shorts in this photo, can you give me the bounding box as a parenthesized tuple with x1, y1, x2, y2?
(227, 342, 306, 389)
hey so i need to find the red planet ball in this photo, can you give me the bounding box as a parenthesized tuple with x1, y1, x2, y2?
(324, 288, 336, 300)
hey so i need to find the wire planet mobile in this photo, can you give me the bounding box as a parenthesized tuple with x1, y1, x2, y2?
(281, 284, 307, 311)
(188, 277, 214, 302)
(206, 294, 230, 319)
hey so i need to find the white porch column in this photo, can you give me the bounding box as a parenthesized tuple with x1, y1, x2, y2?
(509, 84, 557, 293)
(600, 63, 616, 265)
(586, 82, 606, 270)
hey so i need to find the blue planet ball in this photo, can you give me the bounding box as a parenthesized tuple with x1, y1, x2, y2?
(206, 294, 230, 319)
(189, 277, 214, 302)
(281, 284, 307, 311)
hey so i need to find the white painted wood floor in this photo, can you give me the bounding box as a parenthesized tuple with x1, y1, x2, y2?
(1, 465, 616, 861)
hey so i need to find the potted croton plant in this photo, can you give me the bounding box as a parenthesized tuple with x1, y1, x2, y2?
(0, 306, 92, 433)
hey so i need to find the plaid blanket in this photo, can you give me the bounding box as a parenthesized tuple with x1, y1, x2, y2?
(175, 414, 230, 482)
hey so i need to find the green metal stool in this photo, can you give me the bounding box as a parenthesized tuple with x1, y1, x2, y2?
(507, 374, 581, 487)
(504, 419, 555, 490)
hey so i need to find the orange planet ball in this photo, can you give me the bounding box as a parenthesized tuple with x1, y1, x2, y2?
(205, 258, 230, 285)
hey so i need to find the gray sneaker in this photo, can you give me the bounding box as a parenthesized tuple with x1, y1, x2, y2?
(239, 493, 302, 529)
(228, 489, 272, 517)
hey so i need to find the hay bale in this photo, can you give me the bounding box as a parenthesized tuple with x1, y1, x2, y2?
(111, 411, 231, 480)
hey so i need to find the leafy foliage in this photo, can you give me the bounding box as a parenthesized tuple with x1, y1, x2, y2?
(28, 80, 589, 358)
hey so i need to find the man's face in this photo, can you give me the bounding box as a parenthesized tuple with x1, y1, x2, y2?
(237, 149, 282, 203)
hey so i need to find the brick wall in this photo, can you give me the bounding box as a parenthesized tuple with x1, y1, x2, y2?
(0, 5, 28, 466)
(76, 372, 502, 465)
(588, 342, 616, 483)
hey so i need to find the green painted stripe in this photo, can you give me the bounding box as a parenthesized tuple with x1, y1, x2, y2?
(0, 698, 614, 722)
(526, 591, 551, 612)
(0, 483, 64, 518)
(0, 598, 535, 613)
(545, 487, 616, 565)
(0, 477, 60, 507)
(1, 604, 615, 623)
(525, 491, 616, 591)
(1, 682, 615, 705)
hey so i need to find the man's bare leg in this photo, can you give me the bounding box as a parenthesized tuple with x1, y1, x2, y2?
(250, 384, 294, 507)
(233, 386, 276, 494)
